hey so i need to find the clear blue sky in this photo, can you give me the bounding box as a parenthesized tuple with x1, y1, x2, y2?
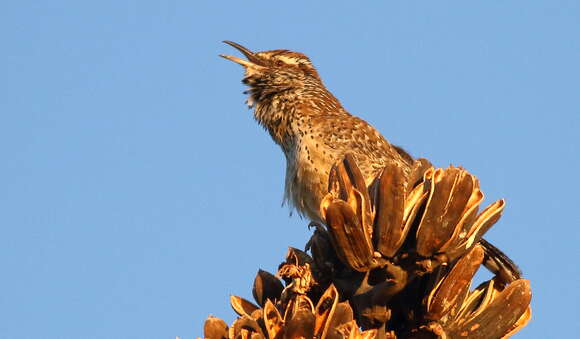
(1, 1, 578, 338)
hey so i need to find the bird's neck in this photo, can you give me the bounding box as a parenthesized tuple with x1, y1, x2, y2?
(253, 85, 345, 152)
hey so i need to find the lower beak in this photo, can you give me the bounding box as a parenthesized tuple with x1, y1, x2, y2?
(220, 41, 265, 69)
(220, 54, 259, 68)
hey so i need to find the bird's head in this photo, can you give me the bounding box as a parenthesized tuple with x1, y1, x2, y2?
(220, 41, 321, 107)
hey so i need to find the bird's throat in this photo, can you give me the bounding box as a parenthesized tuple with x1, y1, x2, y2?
(253, 95, 296, 150)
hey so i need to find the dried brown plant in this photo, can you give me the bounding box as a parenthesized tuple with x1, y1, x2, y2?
(200, 157, 531, 339)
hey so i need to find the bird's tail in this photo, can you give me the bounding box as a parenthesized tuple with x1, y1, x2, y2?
(480, 238, 522, 284)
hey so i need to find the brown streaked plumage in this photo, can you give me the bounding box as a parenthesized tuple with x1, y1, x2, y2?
(221, 41, 412, 222)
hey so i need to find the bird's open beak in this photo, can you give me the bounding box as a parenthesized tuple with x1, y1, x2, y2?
(220, 41, 266, 69)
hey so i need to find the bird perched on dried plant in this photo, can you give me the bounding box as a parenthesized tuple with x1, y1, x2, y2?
(220, 41, 522, 281)
(220, 41, 412, 223)
(215, 42, 531, 339)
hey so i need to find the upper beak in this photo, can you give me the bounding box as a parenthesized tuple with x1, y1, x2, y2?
(220, 41, 265, 68)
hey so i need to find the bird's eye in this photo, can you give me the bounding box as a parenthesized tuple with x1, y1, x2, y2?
(275, 60, 284, 67)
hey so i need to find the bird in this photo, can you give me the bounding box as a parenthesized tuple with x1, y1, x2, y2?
(220, 41, 412, 223)
(220, 41, 522, 282)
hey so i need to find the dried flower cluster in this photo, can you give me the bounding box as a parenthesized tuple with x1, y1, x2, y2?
(201, 156, 531, 339)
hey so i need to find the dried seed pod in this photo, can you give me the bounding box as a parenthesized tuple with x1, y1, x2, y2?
(416, 167, 480, 257)
(253, 269, 284, 307)
(263, 300, 284, 339)
(446, 200, 505, 262)
(424, 245, 485, 321)
(446, 279, 531, 338)
(402, 181, 429, 244)
(204, 316, 228, 339)
(326, 158, 355, 203)
(342, 154, 371, 202)
(323, 157, 373, 239)
(372, 163, 408, 257)
(314, 284, 339, 339)
(323, 200, 374, 271)
(231, 296, 260, 319)
(343, 154, 373, 227)
(282, 294, 316, 339)
(284, 294, 315, 321)
(285, 247, 313, 266)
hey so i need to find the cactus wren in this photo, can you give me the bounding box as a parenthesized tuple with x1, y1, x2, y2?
(221, 41, 412, 223)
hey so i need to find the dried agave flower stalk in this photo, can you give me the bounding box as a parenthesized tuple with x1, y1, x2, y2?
(201, 156, 532, 339)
